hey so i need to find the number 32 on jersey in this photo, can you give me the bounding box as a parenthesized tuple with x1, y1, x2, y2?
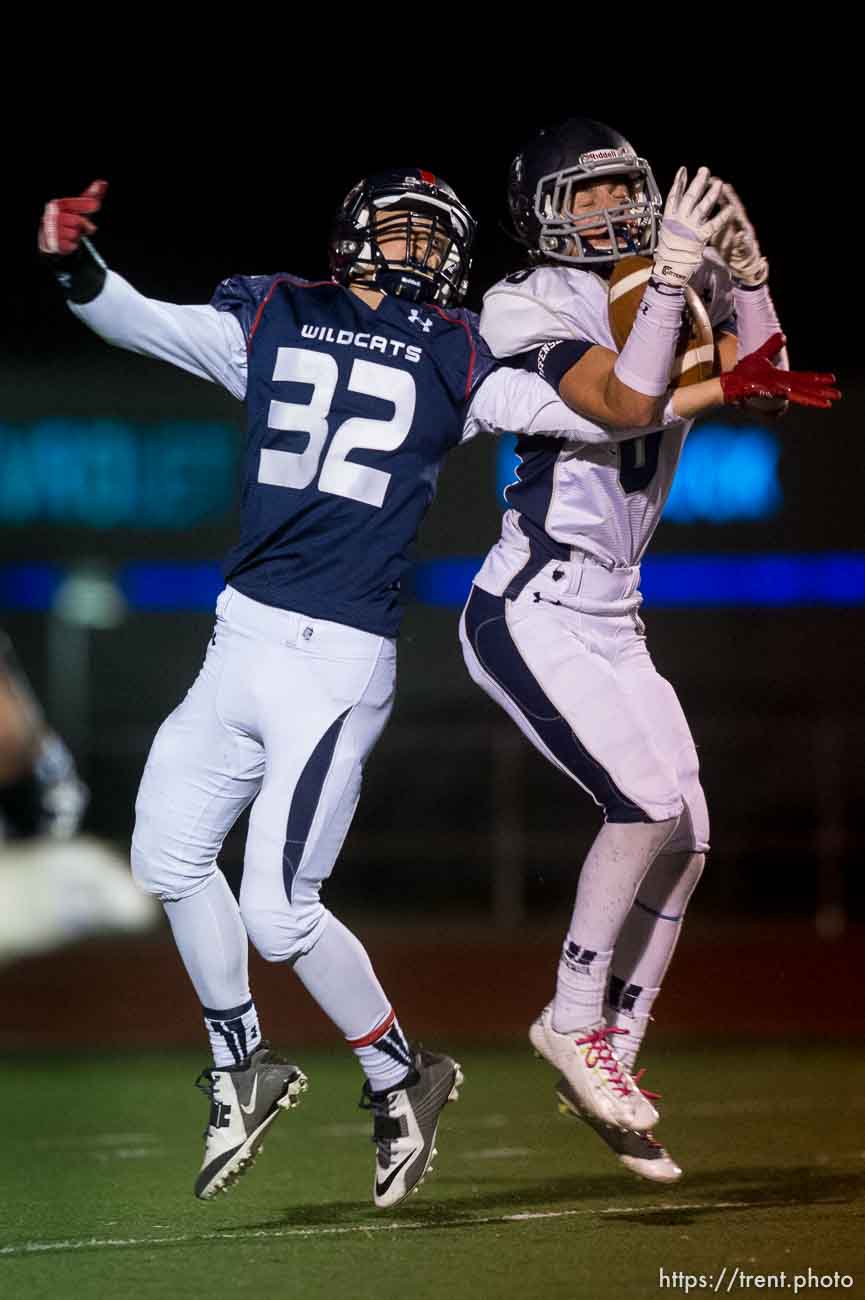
(258, 347, 415, 509)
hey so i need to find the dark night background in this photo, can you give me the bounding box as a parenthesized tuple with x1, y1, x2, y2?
(2, 79, 862, 929)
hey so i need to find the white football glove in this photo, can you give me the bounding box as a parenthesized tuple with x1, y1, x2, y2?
(652, 166, 735, 287)
(711, 183, 769, 287)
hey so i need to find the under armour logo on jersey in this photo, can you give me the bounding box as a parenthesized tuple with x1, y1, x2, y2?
(408, 309, 433, 333)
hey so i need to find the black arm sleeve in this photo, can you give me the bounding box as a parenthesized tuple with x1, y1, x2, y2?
(40, 236, 107, 305)
(514, 338, 594, 393)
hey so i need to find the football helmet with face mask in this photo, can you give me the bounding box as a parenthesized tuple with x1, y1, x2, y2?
(508, 118, 662, 266)
(329, 168, 476, 306)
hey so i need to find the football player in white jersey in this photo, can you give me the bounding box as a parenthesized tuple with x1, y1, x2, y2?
(37, 168, 624, 1208)
(461, 117, 839, 1182)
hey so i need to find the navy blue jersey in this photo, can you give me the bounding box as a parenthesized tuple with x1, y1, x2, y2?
(211, 275, 494, 637)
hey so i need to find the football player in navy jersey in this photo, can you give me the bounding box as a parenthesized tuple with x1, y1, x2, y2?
(38, 167, 609, 1207)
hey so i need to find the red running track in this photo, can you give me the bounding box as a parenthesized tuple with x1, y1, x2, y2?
(1, 917, 862, 1050)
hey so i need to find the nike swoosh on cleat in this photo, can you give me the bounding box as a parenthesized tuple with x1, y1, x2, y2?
(239, 1077, 259, 1116)
(375, 1149, 418, 1198)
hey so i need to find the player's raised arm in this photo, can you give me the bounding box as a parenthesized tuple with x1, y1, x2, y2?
(709, 181, 794, 414)
(550, 168, 735, 428)
(466, 364, 671, 444)
(484, 325, 841, 437)
(38, 181, 248, 400)
(712, 184, 788, 364)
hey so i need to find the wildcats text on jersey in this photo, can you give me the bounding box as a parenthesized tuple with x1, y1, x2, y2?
(210, 274, 494, 637)
(299, 324, 423, 363)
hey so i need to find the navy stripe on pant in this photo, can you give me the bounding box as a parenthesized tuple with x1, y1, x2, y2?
(464, 585, 649, 823)
(282, 708, 351, 901)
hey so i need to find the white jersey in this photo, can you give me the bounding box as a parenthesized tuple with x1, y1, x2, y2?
(477, 254, 735, 575)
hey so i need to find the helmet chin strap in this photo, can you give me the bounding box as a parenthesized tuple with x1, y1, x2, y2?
(583, 228, 641, 258)
(370, 266, 433, 303)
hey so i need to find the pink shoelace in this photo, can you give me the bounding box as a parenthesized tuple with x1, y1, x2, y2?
(631, 1068, 664, 1148)
(632, 1068, 661, 1102)
(573, 1025, 635, 1099)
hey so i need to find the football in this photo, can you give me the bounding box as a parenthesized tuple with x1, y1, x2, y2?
(608, 256, 716, 388)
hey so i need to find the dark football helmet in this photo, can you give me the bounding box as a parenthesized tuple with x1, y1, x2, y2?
(507, 118, 662, 266)
(329, 168, 476, 307)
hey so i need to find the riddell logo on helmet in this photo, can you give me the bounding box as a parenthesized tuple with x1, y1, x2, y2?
(580, 149, 629, 163)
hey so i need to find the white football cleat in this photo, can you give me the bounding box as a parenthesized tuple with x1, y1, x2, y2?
(555, 1074, 682, 1182)
(360, 1045, 463, 1209)
(194, 1044, 307, 1199)
(529, 1005, 658, 1132)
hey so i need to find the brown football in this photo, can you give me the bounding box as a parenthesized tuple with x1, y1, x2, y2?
(608, 256, 717, 388)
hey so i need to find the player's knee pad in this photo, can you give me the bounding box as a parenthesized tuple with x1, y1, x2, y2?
(130, 802, 217, 901)
(602, 747, 685, 826)
(241, 897, 328, 964)
(658, 801, 709, 855)
(663, 749, 709, 854)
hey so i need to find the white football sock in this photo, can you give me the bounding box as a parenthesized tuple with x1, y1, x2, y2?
(552, 940, 615, 1034)
(203, 1000, 263, 1068)
(349, 1012, 415, 1095)
(606, 850, 705, 1071)
(551, 818, 678, 1034)
(292, 913, 412, 1091)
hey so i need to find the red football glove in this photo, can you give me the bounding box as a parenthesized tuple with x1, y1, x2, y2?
(38, 180, 108, 256)
(720, 333, 840, 409)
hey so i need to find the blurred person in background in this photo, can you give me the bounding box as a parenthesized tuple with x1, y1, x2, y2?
(0, 629, 156, 964)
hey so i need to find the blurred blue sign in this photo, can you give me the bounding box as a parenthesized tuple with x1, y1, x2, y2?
(0, 420, 238, 528)
(665, 424, 781, 522)
(2, 554, 864, 612)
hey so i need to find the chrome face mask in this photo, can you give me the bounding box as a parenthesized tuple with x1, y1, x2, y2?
(533, 156, 662, 265)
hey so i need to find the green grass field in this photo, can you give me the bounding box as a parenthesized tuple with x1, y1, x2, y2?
(1, 1044, 862, 1299)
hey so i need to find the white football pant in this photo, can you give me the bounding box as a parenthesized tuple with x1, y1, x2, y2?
(131, 586, 395, 962)
(461, 550, 708, 853)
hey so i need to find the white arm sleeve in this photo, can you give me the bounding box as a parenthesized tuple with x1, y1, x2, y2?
(68, 270, 249, 400)
(463, 368, 680, 445)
